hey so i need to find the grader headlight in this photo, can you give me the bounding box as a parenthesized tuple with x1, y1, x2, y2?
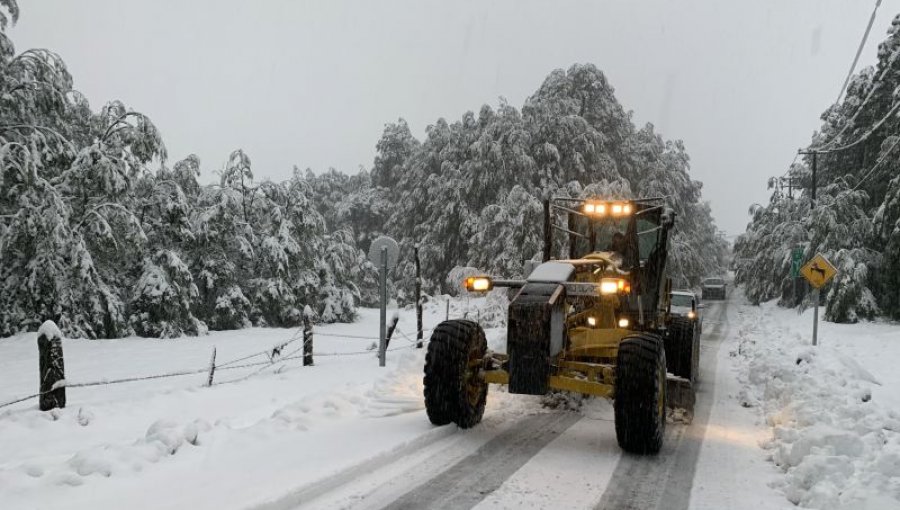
(599, 278, 630, 295)
(465, 276, 493, 292)
(583, 201, 631, 217)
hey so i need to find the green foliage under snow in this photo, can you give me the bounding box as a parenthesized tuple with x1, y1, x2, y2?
(735, 14, 900, 322)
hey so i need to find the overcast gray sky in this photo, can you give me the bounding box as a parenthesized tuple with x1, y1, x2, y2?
(9, 0, 900, 235)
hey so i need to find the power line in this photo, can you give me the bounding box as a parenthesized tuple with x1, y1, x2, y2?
(818, 100, 900, 153)
(769, 1, 891, 207)
(851, 135, 900, 191)
(836, 0, 883, 105)
(818, 26, 900, 150)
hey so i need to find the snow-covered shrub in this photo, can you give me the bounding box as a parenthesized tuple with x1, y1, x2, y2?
(211, 285, 252, 330)
(129, 250, 205, 338)
(477, 288, 510, 328)
(468, 185, 543, 278)
(317, 282, 356, 323)
(445, 266, 481, 297)
(824, 249, 880, 323)
(248, 278, 301, 328)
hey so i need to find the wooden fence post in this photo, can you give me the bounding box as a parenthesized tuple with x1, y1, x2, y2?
(37, 321, 66, 411)
(303, 305, 314, 366)
(206, 347, 217, 386)
(415, 244, 423, 348)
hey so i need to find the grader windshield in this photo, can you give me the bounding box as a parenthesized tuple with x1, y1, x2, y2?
(547, 197, 670, 265)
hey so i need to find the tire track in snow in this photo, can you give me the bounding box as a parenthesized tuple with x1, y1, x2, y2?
(249, 411, 580, 510)
(382, 411, 582, 510)
(249, 424, 461, 510)
(595, 294, 731, 510)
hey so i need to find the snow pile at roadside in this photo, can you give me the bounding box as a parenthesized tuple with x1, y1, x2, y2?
(733, 302, 900, 509)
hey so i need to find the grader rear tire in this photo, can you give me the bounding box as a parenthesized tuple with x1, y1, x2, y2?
(423, 319, 488, 428)
(614, 333, 666, 454)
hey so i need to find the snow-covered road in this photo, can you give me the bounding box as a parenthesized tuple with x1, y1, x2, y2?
(269, 293, 788, 510)
(3, 291, 896, 509)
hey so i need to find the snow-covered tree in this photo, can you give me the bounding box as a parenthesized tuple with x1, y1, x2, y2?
(130, 250, 205, 338)
(468, 185, 544, 277)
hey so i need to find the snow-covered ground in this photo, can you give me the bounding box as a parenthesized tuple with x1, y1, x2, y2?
(0, 300, 448, 510)
(727, 293, 900, 509)
(1, 291, 898, 509)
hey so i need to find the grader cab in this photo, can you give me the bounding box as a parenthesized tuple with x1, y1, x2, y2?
(423, 197, 699, 454)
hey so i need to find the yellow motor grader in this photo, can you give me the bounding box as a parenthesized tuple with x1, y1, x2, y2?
(423, 197, 698, 454)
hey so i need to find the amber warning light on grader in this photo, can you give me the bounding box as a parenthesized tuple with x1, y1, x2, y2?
(599, 277, 630, 295)
(583, 201, 632, 216)
(464, 276, 493, 292)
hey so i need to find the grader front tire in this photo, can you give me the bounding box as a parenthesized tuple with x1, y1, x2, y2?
(614, 333, 666, 454)
(423, 319, 488, 429)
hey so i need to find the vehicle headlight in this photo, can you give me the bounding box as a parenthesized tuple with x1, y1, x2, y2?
(687, 311, 696, 319)
(583, 201, 633, 216)
(465, 276, 493, 292)
(599, 278, 629, 295)
(599, 279, 619, 294)
(618, 317, 629, 328)
(587, 316, 598, 327)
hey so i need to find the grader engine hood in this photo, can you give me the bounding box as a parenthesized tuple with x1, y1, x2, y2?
(507, 259, 635, 396)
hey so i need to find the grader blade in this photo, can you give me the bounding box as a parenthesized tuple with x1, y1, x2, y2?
(666, 374, 695, 419)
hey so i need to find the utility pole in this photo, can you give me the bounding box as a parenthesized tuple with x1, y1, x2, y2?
(811, 150, 817, 207)
(797, 149, 819, 209)
(784, 175, 800, 199)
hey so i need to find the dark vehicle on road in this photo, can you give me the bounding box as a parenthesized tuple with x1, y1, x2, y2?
(701, 277, 727, 300)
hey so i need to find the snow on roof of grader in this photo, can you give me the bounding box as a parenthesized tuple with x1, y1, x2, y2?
(38, 320, 63, 339)
(527, 262, 575, 282)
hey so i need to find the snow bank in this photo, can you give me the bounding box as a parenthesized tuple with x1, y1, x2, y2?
(733, 300, 900, 509)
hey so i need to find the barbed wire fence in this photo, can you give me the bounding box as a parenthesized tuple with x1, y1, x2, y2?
(0, 323, 437, 411)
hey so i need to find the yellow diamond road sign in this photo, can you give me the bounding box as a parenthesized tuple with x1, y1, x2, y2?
(800, 253, 837, 289)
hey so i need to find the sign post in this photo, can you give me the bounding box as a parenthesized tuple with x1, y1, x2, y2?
(368, 236, 399, 367)
(379, 246, 387, 366)
(799, 253, 837, 346)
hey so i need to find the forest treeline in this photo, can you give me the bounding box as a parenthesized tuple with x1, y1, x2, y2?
(734, 14, 900, 323)
(0, 2, 726, 338)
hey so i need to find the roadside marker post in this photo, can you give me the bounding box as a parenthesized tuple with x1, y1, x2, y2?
(800, 253, 837, 346)
(368, 236, 399, 367)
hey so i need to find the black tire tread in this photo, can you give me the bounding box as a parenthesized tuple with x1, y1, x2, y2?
(615, 333, 666, 454)
(666, 316, 698, 383)
(423, 319, 488, 429)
